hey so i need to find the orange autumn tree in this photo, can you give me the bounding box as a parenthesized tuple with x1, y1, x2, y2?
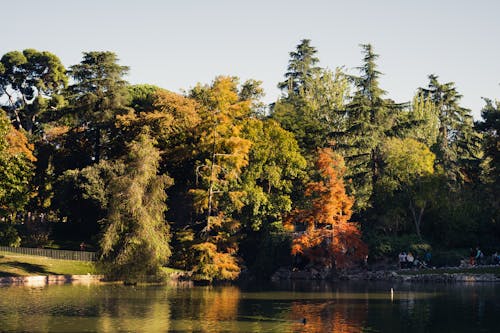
(285, 148, 367, 268)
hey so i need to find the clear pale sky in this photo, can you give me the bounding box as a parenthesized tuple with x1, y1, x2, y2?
(3, 0, 499, 119)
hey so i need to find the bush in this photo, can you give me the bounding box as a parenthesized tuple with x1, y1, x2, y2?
(0, 224, 21, 247)
(368, 234, 431, 260)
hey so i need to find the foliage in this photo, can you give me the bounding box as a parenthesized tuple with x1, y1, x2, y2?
(0, 224, 21, 247)
(0, 43, 498, 280)
(285, 148, 367, 269)
(477, 98, 500, 211)
(406, 92, 439, 146)
(66, 51, 130, 164)
(0, 49, 67, 133)
(419, 75, 482, 185)
(239, 119, 307, 231)
(186, 76, 254, 281)
(53, 160, 123, 236)
(377, 138, 436, 238)
(273, 39, 350, 158)
(278, 39, 320, 97)
(0, 111, 34, 217)
(190, 242, 240, 282)
(342, 44, 403, 211)
(99, 132, 172, 281)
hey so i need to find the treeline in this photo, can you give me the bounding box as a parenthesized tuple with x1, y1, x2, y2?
(0, 40, 499, 281)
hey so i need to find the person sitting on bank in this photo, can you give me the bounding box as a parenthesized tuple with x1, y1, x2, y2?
(398, 251, 407, 269)
(492, 252, 500, 265)
(406, 252, 415, 268)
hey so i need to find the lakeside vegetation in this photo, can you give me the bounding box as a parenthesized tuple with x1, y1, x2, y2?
(0, 40, 499, 282)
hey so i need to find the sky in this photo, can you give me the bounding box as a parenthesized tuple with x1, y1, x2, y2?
(3, 0, 500, 119)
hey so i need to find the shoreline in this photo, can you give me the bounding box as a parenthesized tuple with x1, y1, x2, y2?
(0, 274, 105, 286)
(272, 265, 500, 283)
(343, 270, 500, 282)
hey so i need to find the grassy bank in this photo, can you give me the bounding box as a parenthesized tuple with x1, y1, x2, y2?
(0, 251, 98, 277)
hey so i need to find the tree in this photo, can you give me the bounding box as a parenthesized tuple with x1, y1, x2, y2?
(477, 98, 500, 229)
(342, 44, 403, 211)
(477, 98, 500, 190)
(239, 119, 307, 231)
(419, 75, 481, 185)
(0, 49, 67, 133)
(273, 67, 351, 157)
(285, 148, 367, 269)
(99, 132, 172, 281)
(0, 110, 34, 218)
(278, 39, 320, 97)
(187, 76, 253, 281)
(378, 138, 436, 239)
(406, 92, 439, 147)
(53, 159, 123, 237)
(66, 51, 130, 164)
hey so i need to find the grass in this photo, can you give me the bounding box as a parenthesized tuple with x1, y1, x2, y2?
(398, 266, 500, 275)
(0, 251, 99, 277)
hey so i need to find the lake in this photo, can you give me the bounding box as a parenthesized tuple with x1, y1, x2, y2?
(0, 280, 498, 332)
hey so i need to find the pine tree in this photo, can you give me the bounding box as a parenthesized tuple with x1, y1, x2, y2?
(419, 75, 481, 185)
(273, 40, 350, 158)
(66, 51, 130, 164)
(342, 44, 402, 211)
(278, 39, 320, 97)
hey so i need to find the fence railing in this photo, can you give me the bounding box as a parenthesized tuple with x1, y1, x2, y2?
(0, 246, 96, 262)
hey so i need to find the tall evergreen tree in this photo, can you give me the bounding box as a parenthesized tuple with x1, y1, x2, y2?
(278, 39, 320, 97)
(342, 44, 402, 211)
(66, 51, 130, 164)
(273, 40, 350, 158)
(419, 75, 481, 185)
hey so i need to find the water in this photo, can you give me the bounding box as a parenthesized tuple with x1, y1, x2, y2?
(0, 281, 499, 332)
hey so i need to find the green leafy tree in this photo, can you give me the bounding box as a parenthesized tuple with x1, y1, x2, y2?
(378, 138, 436, 239)
(99, 132, 172, 281)
(239, 119, 307, 231)
(0, 110, 34, 219)
(0, 49, 67, 133)
(53, 159, 123, 237)
(238, 119, 307, 276)
(406, 92, 439, 147)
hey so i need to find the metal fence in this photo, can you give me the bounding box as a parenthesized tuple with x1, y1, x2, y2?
(0, 246, 96, 262)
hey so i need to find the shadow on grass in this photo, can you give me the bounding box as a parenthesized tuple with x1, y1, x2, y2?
(0, 261, 50, 275)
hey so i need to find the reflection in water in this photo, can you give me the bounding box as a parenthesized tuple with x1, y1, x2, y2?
(0, 282, 499, 332)
(289, 300, 367, 333)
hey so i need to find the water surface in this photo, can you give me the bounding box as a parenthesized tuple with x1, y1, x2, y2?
(0, 281, 498, 332)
